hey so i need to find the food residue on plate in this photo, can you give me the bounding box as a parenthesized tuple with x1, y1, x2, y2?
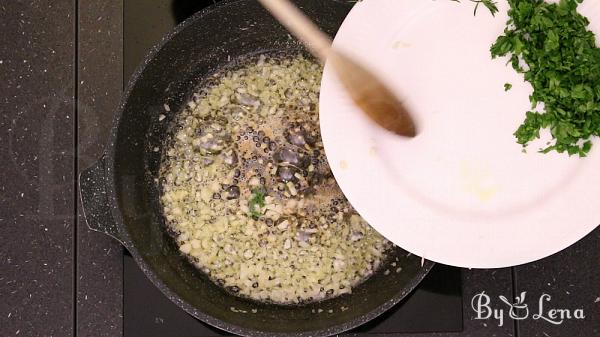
(460, 161, 499, 202)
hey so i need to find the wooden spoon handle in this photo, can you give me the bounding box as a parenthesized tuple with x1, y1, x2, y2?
(257, 0, 332, 61)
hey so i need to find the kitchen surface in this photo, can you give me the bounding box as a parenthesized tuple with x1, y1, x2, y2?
(1, 0, 598, 336)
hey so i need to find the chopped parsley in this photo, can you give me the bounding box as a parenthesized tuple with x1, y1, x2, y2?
(504, 83, 513, 91)
(248, 188, 266, 219)
(491, 0, 600, 156)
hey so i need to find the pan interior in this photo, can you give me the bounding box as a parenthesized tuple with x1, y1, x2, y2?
(111, 0, 431, 334)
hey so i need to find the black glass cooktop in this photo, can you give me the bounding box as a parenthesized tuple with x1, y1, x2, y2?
(123, 1, 463, 336)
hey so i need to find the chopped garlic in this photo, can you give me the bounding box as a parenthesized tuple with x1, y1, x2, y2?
(160, 55, 391, 304)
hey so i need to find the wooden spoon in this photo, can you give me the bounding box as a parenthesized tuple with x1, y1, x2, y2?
(257, 0, 417, 137)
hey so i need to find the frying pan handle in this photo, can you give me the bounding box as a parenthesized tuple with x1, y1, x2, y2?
(79, 155, 126, 246)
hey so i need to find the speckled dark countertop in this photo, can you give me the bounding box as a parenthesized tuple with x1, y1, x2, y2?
(1, 1, 75, 336)
(1, 1, 598, 337)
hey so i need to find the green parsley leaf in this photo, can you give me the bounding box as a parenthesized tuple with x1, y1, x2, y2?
(472, 0, 499, 16)
(452, 0, 499, 16)
(248, 188, 266, 219)
(504, 83, 513, 91)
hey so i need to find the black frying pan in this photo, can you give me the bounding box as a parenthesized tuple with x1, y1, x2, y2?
(79, 0, 433, 335)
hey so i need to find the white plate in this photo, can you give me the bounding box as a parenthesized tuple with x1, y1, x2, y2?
(320, 0, 600, 268)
